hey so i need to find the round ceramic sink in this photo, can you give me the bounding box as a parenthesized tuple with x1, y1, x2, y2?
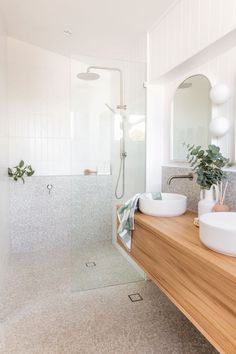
(199, 212, 236, 257)
(139, 193, 187, 217)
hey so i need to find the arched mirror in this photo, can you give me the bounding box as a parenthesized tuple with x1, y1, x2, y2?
(171, 74, 211, 161)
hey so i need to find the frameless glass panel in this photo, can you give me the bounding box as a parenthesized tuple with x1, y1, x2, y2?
(70, 56, 146, 291)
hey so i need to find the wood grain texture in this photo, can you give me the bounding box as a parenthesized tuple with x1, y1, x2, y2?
(117, 211, 236, 354)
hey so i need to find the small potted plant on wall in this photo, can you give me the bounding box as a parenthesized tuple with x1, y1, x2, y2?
(8, 160, 35, 183)
(185, 144, 229, 216)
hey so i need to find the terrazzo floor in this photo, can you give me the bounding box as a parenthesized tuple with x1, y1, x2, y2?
(71, 241, 144, 291)
(0, 247, 218, 354)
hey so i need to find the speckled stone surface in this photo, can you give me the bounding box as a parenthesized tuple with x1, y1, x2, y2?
(222, 171, 236, 212)
(162, 166, 236, 212)
(72, 240, 143, 291)
(71, 176, 112, 247)
(0, 248, 218, 354)
(10, 176, 71, 253)
(10, 176, 112, 253)
(162, 167, 200, 212)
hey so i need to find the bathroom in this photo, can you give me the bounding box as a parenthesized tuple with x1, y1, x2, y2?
(0, 0, 236, 353)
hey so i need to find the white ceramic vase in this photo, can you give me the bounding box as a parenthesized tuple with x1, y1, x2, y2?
(198, 186, 218, 217)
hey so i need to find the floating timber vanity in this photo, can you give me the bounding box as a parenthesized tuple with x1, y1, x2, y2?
(117, 211, 236, 354)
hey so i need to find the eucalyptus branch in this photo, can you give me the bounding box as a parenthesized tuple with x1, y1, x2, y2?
(8, 160, 35, 183)
(184, 144, 229, 189)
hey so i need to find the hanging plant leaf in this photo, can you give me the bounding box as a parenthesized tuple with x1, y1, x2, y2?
(8, 161, 35, 183)
(8, 168, 13, 177)
(19, 160, 24, 168)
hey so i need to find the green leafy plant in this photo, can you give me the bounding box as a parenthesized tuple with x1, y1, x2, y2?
(185, 144, 229, 189)
(8, 160, 35, 183)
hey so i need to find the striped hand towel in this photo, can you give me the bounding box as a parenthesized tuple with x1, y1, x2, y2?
(117, 193, 141, 251)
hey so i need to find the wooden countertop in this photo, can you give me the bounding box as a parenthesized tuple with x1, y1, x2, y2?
(117, 210, 236, 353)
(134, 211, 236, 281)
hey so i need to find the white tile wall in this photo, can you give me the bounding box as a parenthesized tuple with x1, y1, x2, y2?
(70, 59, 112, 175)
(7, 37, 146, 187)
(7, 37, 71, 175)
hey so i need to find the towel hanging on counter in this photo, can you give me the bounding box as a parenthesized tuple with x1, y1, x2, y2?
(117, 192, 162, 251)
(117, 193, 141, 251)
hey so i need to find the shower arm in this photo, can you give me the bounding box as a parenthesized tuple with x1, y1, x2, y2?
(87, 66, 126, 111)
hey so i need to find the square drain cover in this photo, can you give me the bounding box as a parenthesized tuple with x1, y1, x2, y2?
(85, 262, 96, 267)
(128, 293, 143, 302)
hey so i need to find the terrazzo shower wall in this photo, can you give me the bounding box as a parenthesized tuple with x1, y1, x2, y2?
(10, 176, 112, 253)
(162, 166, 236, 212)
(71, 176, 112, 247)
(10, 176, 70, 253)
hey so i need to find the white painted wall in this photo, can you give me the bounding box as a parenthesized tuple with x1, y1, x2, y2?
(146, 0, 236, 191)
(146, 84, 164, 192)
(149, 0, 236, 81)
(162, 50, 236, 164)
(0, 13, 9, 292)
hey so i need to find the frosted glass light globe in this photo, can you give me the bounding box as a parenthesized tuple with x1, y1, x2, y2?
(209, 117, 230, 137)
(210, 84, 231, 104)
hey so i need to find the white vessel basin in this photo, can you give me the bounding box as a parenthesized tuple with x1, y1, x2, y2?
(139, 193, 187, 217)
(199, 212, 236, 257)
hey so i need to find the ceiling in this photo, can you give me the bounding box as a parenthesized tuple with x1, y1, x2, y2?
(0, 0, 176, 61)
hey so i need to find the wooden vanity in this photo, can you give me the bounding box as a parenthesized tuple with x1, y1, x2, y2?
(117, 211, 236, 354)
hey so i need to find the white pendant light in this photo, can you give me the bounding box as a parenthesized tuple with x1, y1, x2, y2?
(209, 117, 230, 137)
(210, 84, 231, 104)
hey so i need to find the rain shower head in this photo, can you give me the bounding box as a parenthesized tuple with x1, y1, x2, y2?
(77, 71, 100, 81)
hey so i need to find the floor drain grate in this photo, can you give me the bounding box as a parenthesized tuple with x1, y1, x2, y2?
(128, 293, 143, 302)
(85, 262, 96, 268)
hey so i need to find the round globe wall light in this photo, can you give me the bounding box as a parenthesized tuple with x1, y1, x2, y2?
(209, 84, 231, 104)
(209, 117, 230, 137)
